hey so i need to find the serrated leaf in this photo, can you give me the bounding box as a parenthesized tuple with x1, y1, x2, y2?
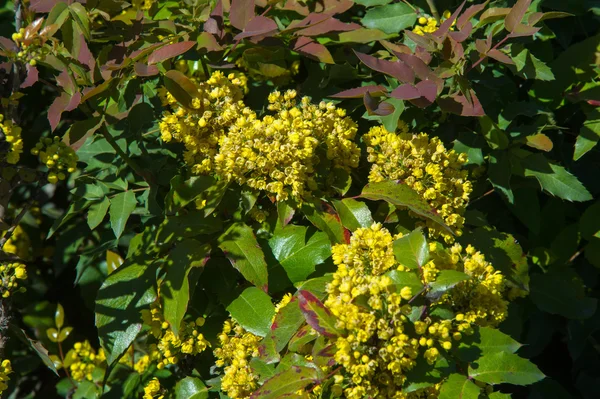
(457, 326, 522, 362)
(87, 197, 110, 230)
(250, 366, 319, 399)
(510, 46, 555, 81)
(522, 154, 592, 202)
(175, 376, 208, 399)
(428, 270, 470, 298)
(468, 352, 545, 385)
(385, 270, 423, 295)
(361, 3, 417, 34)
(219, 223, 269, 291)
(268, 296, 305, 352)
(359, 180, 452, 235)
(227, 287, 275, 337)
(269, 225, 331, 283)
(574, 108, 600, 160)
(109, 191, 137, 239)
(95, 261, 158, 365)
(332, 199, 374, 232)
(162, 241, 211, 336)
(297, 290, 339, 338)
(302, 203, 347, 244)
(439, 373, 480, 399)
(393, 229, 429, 269)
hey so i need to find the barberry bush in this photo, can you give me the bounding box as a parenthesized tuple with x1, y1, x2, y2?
(0, 0, 599, 398)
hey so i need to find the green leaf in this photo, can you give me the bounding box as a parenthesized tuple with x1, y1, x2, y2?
(162, 241, 211, 336)
(249, 366, 319, 399)
(359, 180, 452, 235)
(530, 267, 597, 319)
(393, 229, 429, 269)
(294, 275, 333, 300)
(332, 199, 374, 231)
(268, 297, 305, 352)
(468, 352, 545, 385)
(298, 290, 339, 338)
(87, 197, 110, 230)
(269, 225, 331, 283)
(175, 376, 209, 399)
(574, 108, 600, 161)
(480, 117, 509, 150)
(457, 326, 522, 362)
(95, 261, 158, 365)
(489, 393, 512, 399)
(73, 380, 99, 399)
(580, 201, 600, 240)
(9, 325, 59, 376)
(427, 270, 470, 298)
(69, 3, 90, 40)
(361, 3, 417, 34)
(55, 303, 65, 329)
(227, 287, 275, 337)
(522, 153, 592, 202)
(354, 0, 392, 6)
(510, 45, 555, 81)
(166, 175, 216, 214)
(157, 210, 223, 243)
(302, 203, 347, 244)
(385, 270, 424, 295)
(164, 70, 199, 109)
(109, 191, 137, 239)
(219, 223, 269, 291)
(380, 98, 405, 133)
(439, 373, 480, 399)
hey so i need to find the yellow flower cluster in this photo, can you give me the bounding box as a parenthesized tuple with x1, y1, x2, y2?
(141, 303, 210, 369)
(143, 377, 164, 399)
(159, 71, 248, 174)
(1, 115, 23, 164)
(364, 126, 472, 243)
(424, 243, 508, 327)
(413, 10, 454, 36)
(215, 90, 360, 202)
(214, 319, 261, 399)
(31, 137, 78, 184)
(133, 0, 154, 10)
(0, 359, 11, 394)
(117, 348, 151, 374)
(11, 27, 47, 66)
(65, 341, 106, 382)
(160, 71, 360, 203)
(0, 261, 27, 298)
(2, 225, 31, 260)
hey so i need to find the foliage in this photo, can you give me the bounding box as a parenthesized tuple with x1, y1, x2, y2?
(0, 0, 599, 398)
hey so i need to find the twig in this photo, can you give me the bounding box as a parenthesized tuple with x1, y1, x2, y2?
(469, 36, 510, 72)
(425, 0, 440, 22)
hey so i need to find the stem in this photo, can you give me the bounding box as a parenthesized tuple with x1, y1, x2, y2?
(100, 127, 154, 184)
(425, 0, 440, 22)
(469, 36, 510, 72)
(58, 340, 76, 388)
(401, 0, 417, 12)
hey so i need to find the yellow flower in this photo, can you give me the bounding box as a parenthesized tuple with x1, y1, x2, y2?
(143, 378, 164, 399)
(65, 341, 106, 382)
(0, 261, 28, 298)
(364, 126, 472, 243)
(1, 115, 23, 164)
(0, 359, 12, 394)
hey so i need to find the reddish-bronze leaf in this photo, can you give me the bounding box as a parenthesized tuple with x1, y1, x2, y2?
(330, 85, 388, 99)
(505, 0, 531, 33)
(292, 37, 334, 64)
(197, 32, 223, 52)
(457, 1, 489, 29)
(230, 0, 255, 30)
(134, 62, 159, 77)
(78, 34, 95, 78)
(404, 30, 437, 52)
(487, 49, 515, 65)
(148, 41, 196, 64)
(63, 116, 104, 151)
(21, 66, 39, 89)
(81, 78, 114, 103)
(390, 84, 420, 100)
(434, 0, 466, 38)
(453, 90, 485, 117)
(380, 40, 412, 55)
(30, 0, 66, 13)
(364, 92, 394, 116)
(449, 22, 473, 43)
(394, 52, 443, 92)
(294, 17, 360, 36)
(354, 51, 414, 83)
(48, 91, 82, 132)
(297, 290, 339, 338)
(234, 16, 279, 41)
(205, 0, 225, 40)
(163, 70, 199, 109)
(56, 69, 75, 95)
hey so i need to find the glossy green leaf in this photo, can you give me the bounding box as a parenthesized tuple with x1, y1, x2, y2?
(162, 240, 211, 336)
(439, 373, 480, 399)
(574, 108, 600, 161)
(522, 153, 592, 202)
(385, 270, 424, 295)
(87, 197, 110, 230)
(227, 287, 275, 337)
(510, 45, 555, 81)
(393, 229, 429, 269)
(175, 376, 209, 399)
(468, 352, 545, 385)
(302, 203, 347, 244)
(249, 366, 319, 399)
(427, 270, 470, 298)
(55, 303, 65, 329)
(109, 191, 137, 239)
(332, 199, 374, 231)
(269, 297, 305, 352)
(359, 180, 452, 235)
(297, 290, 339, 338)
(362, 3, 417, 34)
(269, 225, 331, 283)
(166, 175, 216, 214)
(219, 223, 269, 291)
(457, 326, 522, 362)
(95, 261, 158, 365)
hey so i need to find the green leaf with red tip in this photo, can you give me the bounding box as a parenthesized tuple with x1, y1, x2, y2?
(297, 290, 339, 338)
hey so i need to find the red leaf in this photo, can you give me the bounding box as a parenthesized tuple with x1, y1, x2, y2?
(434, 0, 466, 38)
(56, 70, 75, 95)
(449, 22, 473, 43)
(487, 49, 515, 65)
(457, 1, 489, 29)
(394, 53, 443, 92)
(134, 62, 159, 77)
(390, 84, 420, 100)
(294, 17, 360, 36)
(416, 80, 437, 103)
(21, 66, 39, 89)
(230, 0, 255, 30)
(354, 51, 414, 83)
(364, 92, 394, 116)
(30, 0, 67, 13)
(453, 90, 484, 117)
(505, 0, 531, 33)
(205, 0, 225, 40)
(297, 290, 338, 338)
(148, 41, 196, 64)
(507, 25, 540, 38)
(48, 92, 81, 131)
(234, 16, 279, 41)
(63, 116, 104, 151)
(380, 40, 411, 55)
(78, 34, 96, 78)
(330, 85, 388, 99)
(292, 37, 334, 64)
(0, 37, 18, 52)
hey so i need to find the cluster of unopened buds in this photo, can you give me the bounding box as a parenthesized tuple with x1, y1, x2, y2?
(31, 137, 78, 184)
(12, 27, 47, 67)
(0, 262, 27, 298)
